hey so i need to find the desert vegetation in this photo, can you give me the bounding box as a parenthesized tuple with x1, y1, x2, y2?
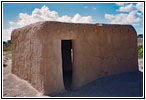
(138, 44, 143, 58)
(3, 40, 11, 51)
(137, 34, 143, 58)
(137, 34, 143, 70)
(3, 40, 12, 68)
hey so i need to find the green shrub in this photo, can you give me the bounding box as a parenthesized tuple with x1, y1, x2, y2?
(3, 63, 7, 68)
(138, 44, 143, 58)
(3, 40, 11, 51)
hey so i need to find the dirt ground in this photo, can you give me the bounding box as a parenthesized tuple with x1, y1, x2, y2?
(138, 58, 143, 72)
(3, 54, 143, 97)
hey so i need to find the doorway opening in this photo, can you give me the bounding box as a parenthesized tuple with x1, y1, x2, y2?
(61, 40, 73, 90)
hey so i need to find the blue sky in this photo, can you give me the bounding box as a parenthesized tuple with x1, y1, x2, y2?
(3, 3, 143, 41)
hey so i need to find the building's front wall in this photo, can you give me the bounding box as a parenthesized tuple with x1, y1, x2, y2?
(38, 37, 65, 94)
(11, 21, 138, 95)
(71, 25, 138, 88)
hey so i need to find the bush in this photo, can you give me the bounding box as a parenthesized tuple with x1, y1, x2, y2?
(3, 40, 11, 51)
(3, 63, 7, 68)
(138, 44, 143, 58)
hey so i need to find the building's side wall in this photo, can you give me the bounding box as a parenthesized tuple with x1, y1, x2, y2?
(11, 25, 65, 94)
(72, 25, 138, 88)
(11, 26, 46, 93)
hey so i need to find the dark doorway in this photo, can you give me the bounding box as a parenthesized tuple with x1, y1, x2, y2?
(61, 40, 72, 90)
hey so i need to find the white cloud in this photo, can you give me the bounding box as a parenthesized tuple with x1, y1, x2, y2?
(58, 15, 72, 22)
(105, 3, 143, 26)
(16, 5, 92, 26)
(117, 3, 143, 13)
(9, 21, 15, 25)
(3, 5, 93, 41)
(117, 4, 136, 12)
(3, 27, 15, 41)
(71, 13, 92, 23)
(136, 3, 143, 12)
(105, 10, 142, 25)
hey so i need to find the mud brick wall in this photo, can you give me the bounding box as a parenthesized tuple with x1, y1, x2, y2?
(11, 21, 138, 94)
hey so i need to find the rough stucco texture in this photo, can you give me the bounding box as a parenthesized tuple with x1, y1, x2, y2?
(11, 21, 138, 94)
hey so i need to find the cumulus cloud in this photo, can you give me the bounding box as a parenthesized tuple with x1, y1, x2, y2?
(136, 3, 143, 12)
(3, 27, 14, 41)
(9, 21, 15, 25)
(13, 5, 92, 26)
(117, 4, 136, 12)
(116, 3, 143, 13)
(105, 11, 142, 25)
(105, 3, 143, 26)
(3, 5, 93, 41)
(71, 14, 92, 23)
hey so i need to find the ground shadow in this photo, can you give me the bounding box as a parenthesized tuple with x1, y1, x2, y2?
(50, 71, 143, 97)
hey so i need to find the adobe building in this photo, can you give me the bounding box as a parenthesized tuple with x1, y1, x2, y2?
(11, 21, 138, 95)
